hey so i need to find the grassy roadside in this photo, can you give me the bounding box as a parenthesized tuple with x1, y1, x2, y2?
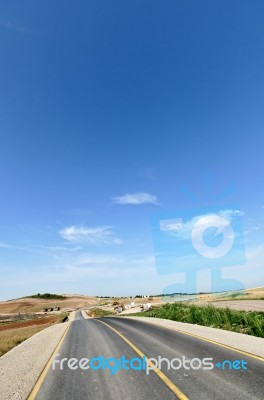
(0, 324, 54, 356)
(87, 307, 114, 317)
(60, 312, 70, 322)
(128, 303, 264, 338)
(0, 313, 69, 357)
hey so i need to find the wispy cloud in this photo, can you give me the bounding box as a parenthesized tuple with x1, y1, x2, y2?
(39, 245, 82, 252)
(160, 209, 244, 241)
(0, 253, 156, 288)
(244, 228, 260, 236)
(0, 242, 12, 249)
(112, 192, 158, 205)
(131, 255, 155, 265)
(59, 225, 123, 245)
(75, 253, 124, 266)
(0, 241, 30, 251)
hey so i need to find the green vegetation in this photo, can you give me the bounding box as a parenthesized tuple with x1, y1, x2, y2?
(99, 301, 111, 306)
(130, 303, 264, 338)
(60, 312, 69, 322)
(229, 292, 247, 299)
(87, 308, 114, 317)
(0, 317, 63, 356)
(25, 293, 67, 300)
(15, 339, 25, 345)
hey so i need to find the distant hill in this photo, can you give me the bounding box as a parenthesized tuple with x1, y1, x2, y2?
(0, 294, 98, 314)
(24, 293, 67, 300)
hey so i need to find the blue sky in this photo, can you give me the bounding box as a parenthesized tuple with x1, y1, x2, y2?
(0, 0, 264, 300)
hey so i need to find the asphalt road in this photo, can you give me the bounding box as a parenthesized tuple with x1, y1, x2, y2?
(33, 311, 264, 400)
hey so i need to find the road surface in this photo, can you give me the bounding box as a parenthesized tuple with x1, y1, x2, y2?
(31, 311, 264, 400)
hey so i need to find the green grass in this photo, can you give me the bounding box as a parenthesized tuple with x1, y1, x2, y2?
(229, 292, 247, 298)
(129, 303, 264, 337)
(60, 312, 70, 322)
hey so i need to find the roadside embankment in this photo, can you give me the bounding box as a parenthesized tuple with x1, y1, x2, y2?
(0, 311, 75, 400)
(127, 316, 264, 358)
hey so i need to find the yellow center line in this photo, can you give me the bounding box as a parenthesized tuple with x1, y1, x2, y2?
(95, 319, 189, 400)
(28, 321, 72, 400)
(130, 319, 264, 363)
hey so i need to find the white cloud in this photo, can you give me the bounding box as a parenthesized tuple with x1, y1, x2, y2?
(112, 192, 158, 205)
(159, 219, 183, 231)
(219, 209, 244, 218)
(0, 253, 157, 290)
(160, 208, 244, 241)
(59, 225, 122, 246)
(244, 226, 260, 236)
(0, 242, 25, 250)
(40, 245, 82, 252)
(75, 253, 124, 265)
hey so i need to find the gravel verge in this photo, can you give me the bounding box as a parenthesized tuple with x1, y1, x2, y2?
(127, 317, 264, 358)
(0, 316, 73, 399)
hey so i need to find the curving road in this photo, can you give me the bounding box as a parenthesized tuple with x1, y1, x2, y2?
(31, 311, 264, 400)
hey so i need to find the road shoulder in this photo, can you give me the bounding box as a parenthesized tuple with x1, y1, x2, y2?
(0, 313, 75, 400)
(126, 317, 264, 358)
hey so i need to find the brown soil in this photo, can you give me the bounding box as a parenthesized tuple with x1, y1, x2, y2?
(0, 295, 98, 314)
(0, 316, 60, 331)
